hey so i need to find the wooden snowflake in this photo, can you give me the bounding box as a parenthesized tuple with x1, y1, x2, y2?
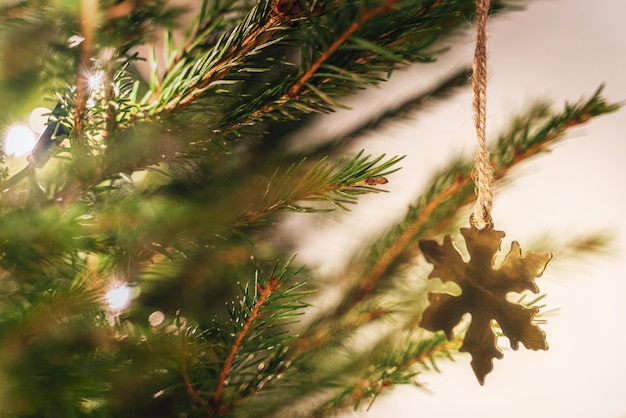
(418, 225, 552, 384)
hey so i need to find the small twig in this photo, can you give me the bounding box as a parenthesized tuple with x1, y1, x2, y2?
(236, 177, 389, 227)
(400, 337, 462, 372)
(212, 277, 280, 409)
(239, 0, 446, 127)
(286, 1, 396, 98)
(294, 307, 388, 353)
(311, 333, 459, 417)
(239, 0, 398, 125)
(354, 173, 467, 301)
(155, 2, 287, 114)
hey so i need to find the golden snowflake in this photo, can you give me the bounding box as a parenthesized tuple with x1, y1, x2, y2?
(419, 225, 551, 384)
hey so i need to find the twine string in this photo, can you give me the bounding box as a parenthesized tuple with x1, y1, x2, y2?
(471, 0, 494, 230)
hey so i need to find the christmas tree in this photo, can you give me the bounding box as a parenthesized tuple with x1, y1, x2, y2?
(0, 0, 621, 417)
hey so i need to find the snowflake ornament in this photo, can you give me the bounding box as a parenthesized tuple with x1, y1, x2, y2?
(419, 225, 552, 384)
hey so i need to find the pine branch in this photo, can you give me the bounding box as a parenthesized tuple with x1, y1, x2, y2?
(137, 0, 513, 129)
(60, 151, 401, 275)
(167, 259, 311, 415)
(312, 332, 459, 416)
(237, 0, 481, 126)
(261, 330, 457, 417)
(213, 276, 280, 408)
(235, 151, 403, 228)
(287, 0, 398, 99)
(7, 0, 518, 210)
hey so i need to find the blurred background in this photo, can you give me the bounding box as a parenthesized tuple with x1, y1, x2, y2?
(280, 0, 626, 417)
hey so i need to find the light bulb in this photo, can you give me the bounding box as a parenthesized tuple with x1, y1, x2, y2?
(4, 125, 36, 157)
(88, 71, 104, 91)
(105, 284, 131, 311)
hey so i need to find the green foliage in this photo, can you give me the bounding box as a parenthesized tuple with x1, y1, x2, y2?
(0, 0, 619, 417)
(234, 151, 403, 221)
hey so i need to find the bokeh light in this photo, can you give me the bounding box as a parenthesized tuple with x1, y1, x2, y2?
(4, 125, 36, 157)
(29, 107, 51, 134)
(149, 311, 165, 327)
(88, 71, 104, 90)
(105, 284, 131, 311)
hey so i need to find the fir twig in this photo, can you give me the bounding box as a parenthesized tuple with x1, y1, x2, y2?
(286, 0, 398, 99)
(213, 276, 280, 410)
(240, 0, 459, 126)
(290, 332, 459, 417)
(235, 151, 402, 227)
(149, 1, 287, 114)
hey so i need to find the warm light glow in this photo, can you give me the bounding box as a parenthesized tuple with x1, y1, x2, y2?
(67, 35, 84, 48)
(4, 125, 36, 157)
(105, 284, 131, 311)
(149, 311, 165, 326)
(88, 71, 104, 90)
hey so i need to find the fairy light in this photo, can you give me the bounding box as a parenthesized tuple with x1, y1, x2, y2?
(149, 311, 165, 327)
(2, 107, 56, 158)
(84, 71, 105, 110)
(105, 283, 132, 311)
(3, 125, 36, 157)
(88, 71, 104, 91)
